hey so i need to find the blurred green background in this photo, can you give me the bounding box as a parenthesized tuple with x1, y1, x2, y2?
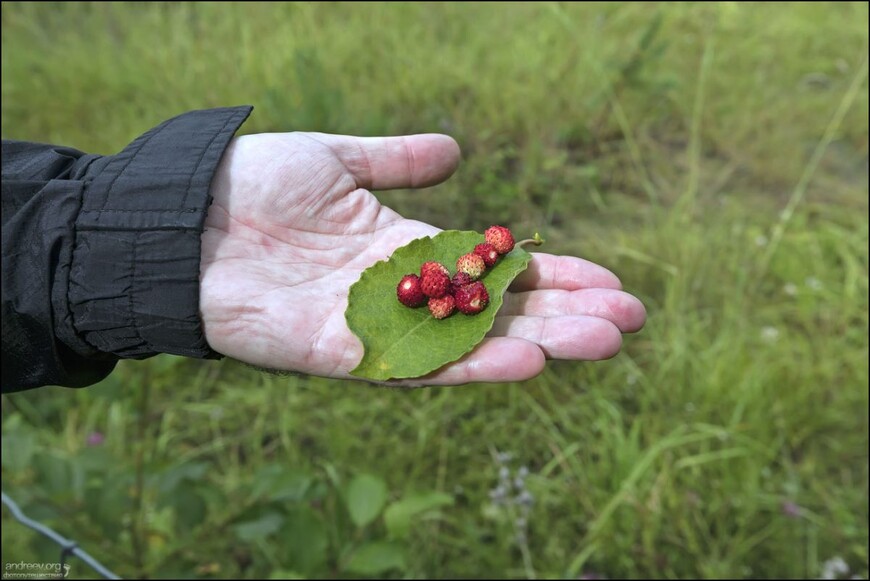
(2, 2, 867, 579)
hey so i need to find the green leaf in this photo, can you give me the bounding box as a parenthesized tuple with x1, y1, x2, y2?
(384, 491, 454, 539)
(0, 422, 36, 472)
(344, 542, 407, 576)
(346, 230, 533, 380)
(233, 512, 284, 542)
(33, 451, 71, 498)
(279, 506, 328, 574)
(344, 473, 388, 528)
(167, 483, 207, 532)
(85, 476, 132, 538)
(157, 461, 209, 495)
(251, 465, 313, 502)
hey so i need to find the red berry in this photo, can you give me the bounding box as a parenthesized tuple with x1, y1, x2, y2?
(428, 295, 455, 319)
(451, 272, 473, 293)
(485, 225, 515, 255)
(420, 261, 449, 279)
(456, 253, 486, 280)
(454, 281, 489, 315)
(421, 270, 450, 298)
(397, 274, 426, 307)
(474, 243, 500, 267)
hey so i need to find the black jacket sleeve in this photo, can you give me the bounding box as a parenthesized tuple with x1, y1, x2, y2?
(2, 106, 253, 393)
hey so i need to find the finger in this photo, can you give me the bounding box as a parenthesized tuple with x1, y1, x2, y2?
(500, 288, 646, 332)
(487, 315, 623, 360)
(312, 133, 461, 190)
(385, 337, 546, 387)
(510, 253, 623, 292)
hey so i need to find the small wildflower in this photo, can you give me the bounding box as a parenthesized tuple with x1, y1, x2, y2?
(516, 490, 535, 506)
(781, 500, 801, 519)
(820, 556, 850, 580)
(760, 326, 780, 343)
(489, 484, 509, 505)
(783, 282, 798, 296)
(489, 452, 536, 558)
(86, 432, 105, 447)
(754, 234, 768, 247)
(805, 276, 823, 291)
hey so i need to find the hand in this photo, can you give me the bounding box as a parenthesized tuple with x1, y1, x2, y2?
(200, 132, 646, 386)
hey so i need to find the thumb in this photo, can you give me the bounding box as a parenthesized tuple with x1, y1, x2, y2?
(309, 133, 462, 191)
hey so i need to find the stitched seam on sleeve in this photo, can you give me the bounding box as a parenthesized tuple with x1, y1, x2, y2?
(128, 237, 147, 354)
(99, 117, 176, 213)
(61, 182, 101, 355)
(180, 111, 241, 209)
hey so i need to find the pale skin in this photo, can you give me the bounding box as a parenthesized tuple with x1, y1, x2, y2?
(200, 133, 646, 386)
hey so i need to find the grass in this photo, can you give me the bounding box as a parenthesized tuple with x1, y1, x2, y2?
(2, 2, 868, 579)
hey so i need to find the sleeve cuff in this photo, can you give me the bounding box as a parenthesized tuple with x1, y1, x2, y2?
(63, 106, 253, 360)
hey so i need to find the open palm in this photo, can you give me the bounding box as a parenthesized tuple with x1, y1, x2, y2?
(200, 132, 645, 386)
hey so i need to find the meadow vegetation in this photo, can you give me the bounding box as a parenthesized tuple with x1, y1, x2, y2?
(2, 2, 867, 578)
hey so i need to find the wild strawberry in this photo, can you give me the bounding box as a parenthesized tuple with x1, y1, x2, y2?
(428, 295, 455, 319)
(420, 261, 450, 279)
(485, 225, 515, 255)
(421, 270, 450, 298)
(456, 253, 486, 280)
(397, 274, 426, 307)
(474, 243, 500, 267)
(454, 281, 489, 315)
(451, 272, 473, 293)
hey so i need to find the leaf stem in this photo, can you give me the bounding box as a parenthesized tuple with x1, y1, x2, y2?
(517, 233, 545, 249)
